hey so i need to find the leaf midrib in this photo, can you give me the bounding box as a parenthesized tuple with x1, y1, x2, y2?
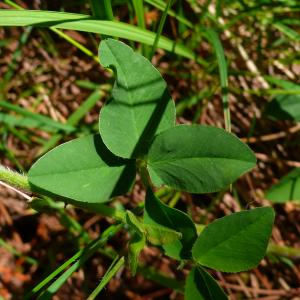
(29, 165, 122, 177)
(149, 156, 255, 165)
(106, 42, 140, 141)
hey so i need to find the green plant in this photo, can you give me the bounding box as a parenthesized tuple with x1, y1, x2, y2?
(263, 78, 300, 203)
(264, 78, 300, 122)
(10, 39, 272, 298)
(266, 168, 300, 203)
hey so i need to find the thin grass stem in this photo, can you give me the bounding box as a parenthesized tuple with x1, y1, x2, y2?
(204, 28, 231, 132)
(150, 0, 173, 60)
(25, 224, 122, 300)
(87, 256, 125, 300)
(4, 0, 98, 62)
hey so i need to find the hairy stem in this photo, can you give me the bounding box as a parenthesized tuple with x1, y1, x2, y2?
(0, 164, 31, 191)
(0, 164, 126, 221)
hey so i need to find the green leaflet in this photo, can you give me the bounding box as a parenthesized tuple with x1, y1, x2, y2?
(0, 10, 194, 60)
(266, 168, 300, 202)
(29, 197, 65, 213)
(264, 78, 300, 121)
(126, 210, 145, 236)
(147, 125, 256, 193)
(265, 93, 300, 121)
(28, 134, 136, 203)
(143, 223, 181, 246)
(99, 39, 175, 158)
(144, 188, 197, 260)
(265, 77, 300, 90)
(185, 267, 228, 300)
(192, 207, 275, 272)
(125, 206, 181, 246)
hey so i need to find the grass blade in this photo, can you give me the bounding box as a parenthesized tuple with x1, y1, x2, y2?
(150, 0, 173, 60)
(0, 101, 75, 133)
(89, 0, 114, 20)
(25, 224, 122, 300)
(132, 0, 148, 56)
(0, 9, 195, 60)
(0, 238, 37, 265)
(24, 246, 85, 299)
(3, 1, 99, 62)
(0, 25, 32, 93)
(273, 21, 300, 42)
(87, 256, 125, 300)
(51, 27, 98, 61)
(89, 0, 104, 19)
(145, 0, 192, 28)
(97, 245, 185, 292)
(0, 113, 64, 133)
(103, 0, 114, 20)
(132, 0, 146, 29)
(204, 28, 231, 132)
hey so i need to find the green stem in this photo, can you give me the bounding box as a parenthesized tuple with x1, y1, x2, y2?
(267, 243, 300, 259)
(78, 203, 126, 222)
(3, 0, 22, 9)
(89, 0, 104, 19)
(0, 237, 37, 265)
(168, 191, 181, 208)
(145, 0, 193, 28)
(0, 165, 31, 191)
(103, 0, 114, 20)
(0, 164, 126, 221)
(131, 0, 148, 56)
(89, 0, 113, 20)
(51, 28, 98, 62)
(87, 256, 125, 300)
